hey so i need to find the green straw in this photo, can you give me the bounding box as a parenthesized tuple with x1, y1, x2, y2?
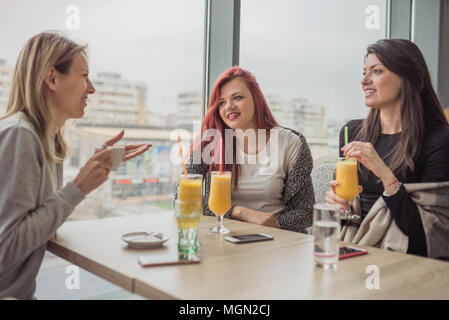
(344, 126, 348, 146)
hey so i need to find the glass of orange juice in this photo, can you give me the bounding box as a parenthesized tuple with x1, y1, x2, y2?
(208, 171, 231, 234)
(176, 174, 203, 253)
(178, 174, 203, 202)
(335, 157, 360, 220)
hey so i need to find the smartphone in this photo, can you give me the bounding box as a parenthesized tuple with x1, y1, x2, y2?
(225, 233, 274, 244)
(138, 254, 200, 267)
(339, 246, 368, 260)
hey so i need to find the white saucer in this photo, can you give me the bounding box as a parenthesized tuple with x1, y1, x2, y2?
(121, 231, 169, 249)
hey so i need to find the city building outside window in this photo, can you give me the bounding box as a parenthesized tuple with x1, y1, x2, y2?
(0, 0, 204, 220)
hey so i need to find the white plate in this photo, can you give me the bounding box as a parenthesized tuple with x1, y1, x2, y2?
(121, 231, 169, 249)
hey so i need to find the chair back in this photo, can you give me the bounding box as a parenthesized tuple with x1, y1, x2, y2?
(306, 156, 337, 235)
(311, 155, 336, 204)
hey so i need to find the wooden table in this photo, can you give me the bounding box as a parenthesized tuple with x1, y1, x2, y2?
(48, 212, 449, 299)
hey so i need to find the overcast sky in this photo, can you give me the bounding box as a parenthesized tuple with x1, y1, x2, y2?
(0, 0, 386, 121)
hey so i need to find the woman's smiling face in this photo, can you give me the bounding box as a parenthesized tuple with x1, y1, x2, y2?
(218, 77, 256, 131)
(361, 53, 402, 110)
(50, 52, 96, 120)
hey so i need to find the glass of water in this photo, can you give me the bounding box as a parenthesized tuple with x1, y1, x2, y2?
(313, 203, 341, 270)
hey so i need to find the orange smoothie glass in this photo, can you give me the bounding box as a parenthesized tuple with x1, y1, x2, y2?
(208, 171, 232, 234)
(335, 157, 360, 220)
(176, 174, 203, 253)
(178, 174, 202, 202)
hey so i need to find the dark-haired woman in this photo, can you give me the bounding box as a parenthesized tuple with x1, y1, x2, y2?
(326, 39, 449, 257)
(179, 66, 314, 233)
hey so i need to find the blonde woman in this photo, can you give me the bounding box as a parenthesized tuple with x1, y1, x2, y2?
(0, 32, 151, 299)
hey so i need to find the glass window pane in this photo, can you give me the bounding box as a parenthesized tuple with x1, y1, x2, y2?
(0, 0, 204, 219)
(240, 0, 387, 159)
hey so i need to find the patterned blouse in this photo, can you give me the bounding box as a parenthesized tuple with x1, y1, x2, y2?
(174, 127, 315, 233)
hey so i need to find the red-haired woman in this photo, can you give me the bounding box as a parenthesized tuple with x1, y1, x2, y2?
(181, 66, 314, 233)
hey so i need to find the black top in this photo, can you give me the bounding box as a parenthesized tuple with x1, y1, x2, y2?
(339, 119, 449, 257)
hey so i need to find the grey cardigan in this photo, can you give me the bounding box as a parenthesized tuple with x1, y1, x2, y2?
(175, 127, 315, 233)
(0, 113, 85, 299)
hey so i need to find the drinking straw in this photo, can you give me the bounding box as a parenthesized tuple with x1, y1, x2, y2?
(344, 126, 349, 160)
(219, 137, 223, 175)
(177, 135, 189, 181)
(345, 126, 348, 146)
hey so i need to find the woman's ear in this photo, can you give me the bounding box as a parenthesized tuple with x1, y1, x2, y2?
(43, 67, 57, 92)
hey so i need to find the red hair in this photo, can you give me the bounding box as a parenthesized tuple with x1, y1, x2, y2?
(191, 66, 278, 190)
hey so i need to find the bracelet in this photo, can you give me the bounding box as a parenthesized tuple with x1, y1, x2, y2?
(386, 178, 398, 188)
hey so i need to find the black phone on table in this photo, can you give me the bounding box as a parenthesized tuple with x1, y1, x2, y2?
(225, 233, 273, 244)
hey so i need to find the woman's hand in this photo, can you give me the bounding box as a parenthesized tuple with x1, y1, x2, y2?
(341, 141, 391, 179)
(96, 129, 151, 162)
(123, 143, 152, 161)
(341, 141, 398, 190)
(231, 206, 280, 228)
(73, 148, 113, 195)
(325, 180, 363, 212)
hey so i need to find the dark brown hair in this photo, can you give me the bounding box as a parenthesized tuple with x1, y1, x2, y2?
(356, 39, 449, 179)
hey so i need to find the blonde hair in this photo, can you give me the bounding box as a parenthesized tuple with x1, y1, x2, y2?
(445, 108, 449, 123)
(1, 31, 87, 163)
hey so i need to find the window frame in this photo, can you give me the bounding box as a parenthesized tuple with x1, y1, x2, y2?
(203, 0, 449, 118)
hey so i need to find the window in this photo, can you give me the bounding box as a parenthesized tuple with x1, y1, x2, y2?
(0, 0, 204, 220)
(240, 0, 387, 159)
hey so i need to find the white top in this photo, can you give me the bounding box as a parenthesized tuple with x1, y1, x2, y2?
(232, 127, 302, 214)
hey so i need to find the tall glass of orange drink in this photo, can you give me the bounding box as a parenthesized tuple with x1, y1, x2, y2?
(176, 174, 203, 253)
(335, 157, 360, 220)
(208, 171, 231, 234)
